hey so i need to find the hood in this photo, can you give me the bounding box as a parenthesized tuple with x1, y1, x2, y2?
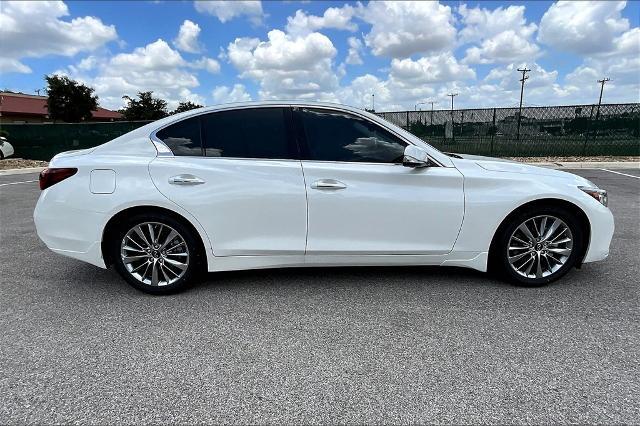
(450, 154, 593, 185)
(446, 153, 516, 163)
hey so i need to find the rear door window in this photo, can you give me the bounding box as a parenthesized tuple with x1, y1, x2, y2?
(201, 108, 295, 159)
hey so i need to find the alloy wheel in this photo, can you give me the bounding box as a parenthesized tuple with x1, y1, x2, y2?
(507, 215, 573, 279)
(120, 222, 190, 287)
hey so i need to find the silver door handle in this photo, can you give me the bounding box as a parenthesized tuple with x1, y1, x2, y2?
(311, 179, 347, 190)
(168, 174, 205, 185)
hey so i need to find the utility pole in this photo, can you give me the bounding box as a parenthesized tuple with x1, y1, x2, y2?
(428, 100, 437, 127)
(516, 67, 530, 141)
(595, 78, 610, 120)
(447, 93, 458, 141)
(371, 93, 375, 112)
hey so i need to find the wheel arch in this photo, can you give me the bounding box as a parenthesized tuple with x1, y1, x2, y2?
(488, 198, 591, 269)
(101, 205, 210, 268)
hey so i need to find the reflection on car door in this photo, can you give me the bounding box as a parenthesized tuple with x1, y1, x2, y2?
(149, 107, 308, 256)
(295, 108, 464, 255)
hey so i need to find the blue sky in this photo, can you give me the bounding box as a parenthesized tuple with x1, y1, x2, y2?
(1, 1, 638, 111)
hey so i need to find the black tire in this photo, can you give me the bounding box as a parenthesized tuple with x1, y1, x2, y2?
(492, 205, 585, 286)
(108, 212, 203, 294)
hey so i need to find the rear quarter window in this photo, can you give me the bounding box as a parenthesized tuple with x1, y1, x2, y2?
(155, 116, 202, 156)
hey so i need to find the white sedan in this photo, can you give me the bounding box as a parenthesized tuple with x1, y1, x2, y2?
(34, 102, 614, 294)
(0, 136, 14, 159)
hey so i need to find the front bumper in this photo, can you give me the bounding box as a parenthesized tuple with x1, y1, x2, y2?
(582, 204, 615, 263)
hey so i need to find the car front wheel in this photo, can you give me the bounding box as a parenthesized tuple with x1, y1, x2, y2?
(109, 213, 201, 294)
(494, 206, 585, 286)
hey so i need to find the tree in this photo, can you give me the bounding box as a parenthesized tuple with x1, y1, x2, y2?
(120, 91, 168, 121)
(45, 75, 98, 122)
(172, 101, 203, 115)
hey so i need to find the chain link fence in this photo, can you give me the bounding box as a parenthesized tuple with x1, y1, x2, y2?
(0, 120, 151, 160)
(1, 103, 638, 161)
(377, 103, 640, 157)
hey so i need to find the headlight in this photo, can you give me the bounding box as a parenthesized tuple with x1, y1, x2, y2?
(579, 186, 608, 207)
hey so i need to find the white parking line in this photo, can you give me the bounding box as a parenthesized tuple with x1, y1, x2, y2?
(599, 169, 640, 179)
(0, 180, 38, 187)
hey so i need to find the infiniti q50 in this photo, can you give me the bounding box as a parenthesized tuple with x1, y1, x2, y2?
(34, 102, 614, 294)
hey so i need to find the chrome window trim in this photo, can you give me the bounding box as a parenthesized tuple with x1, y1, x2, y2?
(148, 103, 445, 167)
(150, 135, 175, 157)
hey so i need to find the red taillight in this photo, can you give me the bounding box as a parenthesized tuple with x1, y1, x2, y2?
(39, 168, 78, 190)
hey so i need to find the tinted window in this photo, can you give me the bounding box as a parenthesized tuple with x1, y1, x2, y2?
(201, 108, 293, 159)
(299, 108, 407, 163)
(155, 116, 202, 156)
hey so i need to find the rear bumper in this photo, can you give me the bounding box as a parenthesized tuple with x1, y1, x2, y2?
(34, 190, 107, 268)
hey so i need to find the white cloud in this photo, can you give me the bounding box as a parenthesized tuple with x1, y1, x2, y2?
(0, 0, 117, 74)
(458, 4, 540, 64)
(337, 72, 439, 111)
(345, 37, 364, 65)
(111, 38, 185, 70)
(463, 31, 540, 64)
(336, 53, 475, 111)
(77, 56, 99, 71)
(194, 0, 263, 25)
(174, 20, 202, 53)
(286, 5, 356, 36)
(227, 29, 339, 100)
(0, 58, 32, 74)
(458, 5, 536, 43)
(190, 57, 221, 74)
(485, 63, 557, 90)
(212, 84, 252, 104)
(610, 27, 640, 58)
(391, 54, 476, 84)
(60, 39, 204, 110)
(538, 1, 629, 54)
(338, 74, 390, 110)
(358, 1, 456, 58)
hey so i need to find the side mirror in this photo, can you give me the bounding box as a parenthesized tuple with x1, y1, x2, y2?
(402, 145, 431, 168)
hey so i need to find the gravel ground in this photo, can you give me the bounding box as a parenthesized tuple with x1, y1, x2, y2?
(506, 156, 640, 163)
(0, 159, 48, 170)
(0, 169, 638, 424)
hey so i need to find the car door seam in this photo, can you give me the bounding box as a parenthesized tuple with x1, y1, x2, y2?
(146, 158, 216, 256)
(299, 160, 310, 255)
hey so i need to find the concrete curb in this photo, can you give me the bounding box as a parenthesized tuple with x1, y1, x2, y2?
(0, 167, 46, 176)
(529, 161, 640, 169)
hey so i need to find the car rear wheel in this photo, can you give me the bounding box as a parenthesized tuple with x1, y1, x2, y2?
(109, 213, 201, 294)
(493, 206, 585, 286)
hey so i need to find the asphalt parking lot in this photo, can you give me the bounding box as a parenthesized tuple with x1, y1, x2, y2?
(1, 169, 638, 424)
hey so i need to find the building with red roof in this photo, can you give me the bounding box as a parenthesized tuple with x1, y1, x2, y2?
(0, 92, 122, 123)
